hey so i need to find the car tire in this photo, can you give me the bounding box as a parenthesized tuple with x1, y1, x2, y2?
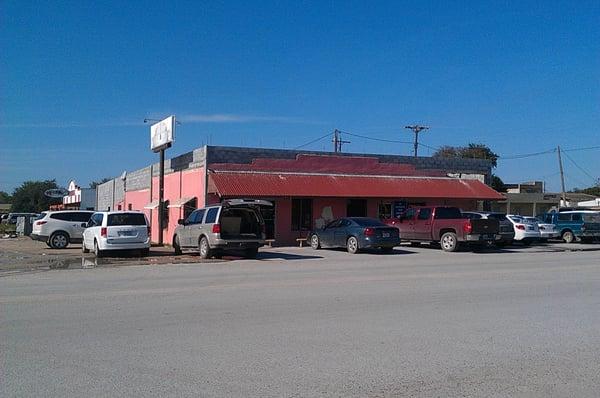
(82, 241, 89, 254)
(310, 234, 321, 250)
(94, 240, 104, 258)
(173, 235, 182, 255)
(346, 236, 359, 254)
(244, 248, 258, 259)
(49, 231, 69, 249)
(198, 236, 212, 259)
(440, 232, 459, 252)
(562, 230, 574, 244)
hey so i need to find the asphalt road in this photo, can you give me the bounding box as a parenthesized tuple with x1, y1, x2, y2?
(2, 247, 600, 397)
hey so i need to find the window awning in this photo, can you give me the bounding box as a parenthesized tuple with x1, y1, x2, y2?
(167, 197, 195, 208)
(143, 200, 159, 209)
(208, 172, 504, 200)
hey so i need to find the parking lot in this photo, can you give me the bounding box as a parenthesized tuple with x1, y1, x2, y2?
(2, 237, 600, 397)
(1, 236, 600, 275)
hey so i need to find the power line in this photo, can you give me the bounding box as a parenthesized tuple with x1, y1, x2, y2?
(498, 148, 557, 160)
(339, 130, 414, 145)
(293, 132, 331, 150)
(562, 150, 597, 183)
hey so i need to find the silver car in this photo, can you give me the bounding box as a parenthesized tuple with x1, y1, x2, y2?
(173, 199, 270, 259)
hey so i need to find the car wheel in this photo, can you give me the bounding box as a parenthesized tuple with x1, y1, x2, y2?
(346, 236, 359, 254)
(173, 235, 182, 255)
(198, 236, 211, 259)
(244, 248, 258, 259)
(440, 232, 459, 252)
(82, 241, 89, 253)
(310, 234, 321, 250)
(94, 240, 104, 258)
(562, 230, 574, 244)
(49, 232, 69, 249)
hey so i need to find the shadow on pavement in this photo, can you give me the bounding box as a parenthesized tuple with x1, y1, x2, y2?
(257, 252, 324, 261)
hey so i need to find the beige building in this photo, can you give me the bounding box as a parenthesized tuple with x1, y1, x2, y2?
(491, 181, 597, 216)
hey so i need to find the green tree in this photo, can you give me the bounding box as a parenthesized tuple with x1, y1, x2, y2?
(433, 143, 503, 190)
(433, 143, 499, 168)
(0, 191, 12, 203)
(491, 174, 506, 192)
(89, 178, 112, 189)
(10, 180, 61, 212)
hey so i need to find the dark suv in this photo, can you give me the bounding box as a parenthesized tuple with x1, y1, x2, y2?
(462, 211, 515, 246)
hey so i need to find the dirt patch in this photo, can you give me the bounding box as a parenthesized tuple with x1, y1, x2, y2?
(0, 237, 225, 275)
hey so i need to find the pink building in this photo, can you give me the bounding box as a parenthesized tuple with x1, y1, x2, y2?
(96, 146, 503, 246)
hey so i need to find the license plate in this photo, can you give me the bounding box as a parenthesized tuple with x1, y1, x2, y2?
(382, 232, 390, 238)
(118, 230, 135, 237)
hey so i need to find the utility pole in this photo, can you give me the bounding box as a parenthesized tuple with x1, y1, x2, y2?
(404, 125, 429, 157)
(332, 129, 350, 153)
(557, 145, 567, 208)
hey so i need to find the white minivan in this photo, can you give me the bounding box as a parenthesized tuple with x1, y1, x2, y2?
(82, 211, 151, 257)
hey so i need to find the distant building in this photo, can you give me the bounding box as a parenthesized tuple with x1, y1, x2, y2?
(491, 181, 597, 216)
(50, 180, 96, 211)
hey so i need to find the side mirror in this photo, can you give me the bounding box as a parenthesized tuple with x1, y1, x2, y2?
(81, 223, 87, 228)
(178, 219, 185, 225)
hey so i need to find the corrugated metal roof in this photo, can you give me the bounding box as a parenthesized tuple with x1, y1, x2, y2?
(208, 172, 504, 200)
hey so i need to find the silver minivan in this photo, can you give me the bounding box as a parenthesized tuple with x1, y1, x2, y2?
(173, 199, 270, 259)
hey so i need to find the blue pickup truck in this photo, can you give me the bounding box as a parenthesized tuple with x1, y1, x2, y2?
(543, 211, 600, 243)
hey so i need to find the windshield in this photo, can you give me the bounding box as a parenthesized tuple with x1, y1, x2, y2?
(487, 213, 508, 222)
(583, 213, 600, 223)
(351, 218, 387, 227)
(434, 207, 462, 219)
(107, 213, 147, 226)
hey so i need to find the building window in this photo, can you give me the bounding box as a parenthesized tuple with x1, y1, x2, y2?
(183, 198, 197, 221)
(291, 199, 312, 231)
(378, 203, 391, 219)
(162, 200, 170, 227)
(347, 199, 367, 217)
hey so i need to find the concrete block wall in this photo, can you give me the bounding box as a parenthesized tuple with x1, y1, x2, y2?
(205, 146, 492, 177)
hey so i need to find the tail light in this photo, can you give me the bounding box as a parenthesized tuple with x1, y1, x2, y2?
(516, 224, 526, 230)
(212, 224, 221, 234)
(100, 227, 107, 237)
(463, 221, 472, 234)
(35, 221, 47, 226)
(364, 227, 375, 236)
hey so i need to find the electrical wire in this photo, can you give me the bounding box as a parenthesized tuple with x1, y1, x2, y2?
(562, 151, 597, 183)
(293, 132, 332, 150)
(338, 130, 414, 145)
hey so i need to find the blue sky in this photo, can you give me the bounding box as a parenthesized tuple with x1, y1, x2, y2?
(1, 1, 599, 193)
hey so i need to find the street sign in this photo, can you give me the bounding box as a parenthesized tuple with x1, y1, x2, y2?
(150, 116, 175, 152)
(44, 188, 69, 198)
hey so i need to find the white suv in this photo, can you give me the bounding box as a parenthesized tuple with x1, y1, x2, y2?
(82, 211, 151, 257)
(31, 210, 95, 249)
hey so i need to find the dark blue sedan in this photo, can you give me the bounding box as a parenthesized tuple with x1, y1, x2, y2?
(309, 217, 400, 254)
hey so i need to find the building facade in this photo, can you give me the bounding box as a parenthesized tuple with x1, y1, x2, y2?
(97, 146, 503, 245)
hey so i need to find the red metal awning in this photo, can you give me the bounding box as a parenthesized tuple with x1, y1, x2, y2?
(208, 172, 504, 200)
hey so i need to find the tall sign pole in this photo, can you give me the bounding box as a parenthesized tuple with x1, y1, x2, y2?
(148, 116, 175, 245)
